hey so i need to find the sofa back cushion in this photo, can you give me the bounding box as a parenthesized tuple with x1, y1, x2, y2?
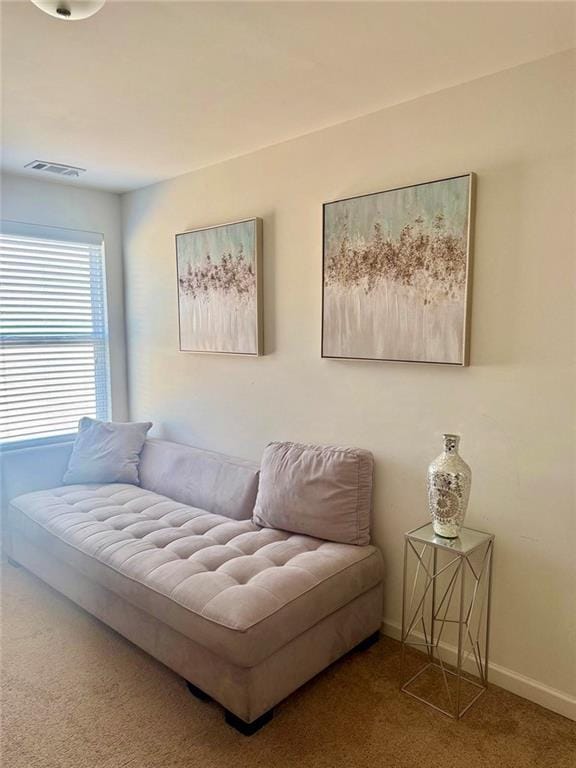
(139, 439, 259, 521)
(252, 441, 374, 545)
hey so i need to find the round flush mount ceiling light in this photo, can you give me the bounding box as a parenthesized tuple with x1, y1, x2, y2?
(30, 0, 106, 21)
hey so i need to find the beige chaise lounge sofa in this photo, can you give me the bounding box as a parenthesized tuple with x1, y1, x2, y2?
(2, 438, 384, 734)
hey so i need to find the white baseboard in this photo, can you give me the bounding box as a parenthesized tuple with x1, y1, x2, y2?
(382, 619, 576, 722)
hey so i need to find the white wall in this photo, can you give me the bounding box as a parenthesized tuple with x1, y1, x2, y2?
(1, 173, 129, 420)
(122, 52, 575, 716)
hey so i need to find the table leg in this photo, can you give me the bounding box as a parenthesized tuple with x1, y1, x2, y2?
(400, 537, 408, 685)
(455, 557, 466, 719)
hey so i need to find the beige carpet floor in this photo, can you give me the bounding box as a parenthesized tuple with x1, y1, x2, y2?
(1, 561, 575, 768)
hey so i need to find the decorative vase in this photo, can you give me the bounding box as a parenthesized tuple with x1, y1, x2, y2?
(427, 434, 471, 538)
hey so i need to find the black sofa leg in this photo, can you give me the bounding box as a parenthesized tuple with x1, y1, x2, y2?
(186, 681, 211, 702)
(225, 708, 274, 736)
(7, 557, 21, 568)
(355, 630, 380, 652)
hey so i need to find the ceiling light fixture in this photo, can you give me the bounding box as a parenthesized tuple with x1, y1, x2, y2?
(30, 1, 106, 21)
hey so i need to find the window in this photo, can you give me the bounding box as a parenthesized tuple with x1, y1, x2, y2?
(0, 222, 110, 447)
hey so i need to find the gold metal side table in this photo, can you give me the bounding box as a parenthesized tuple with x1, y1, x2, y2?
(400, 523, 494, 719)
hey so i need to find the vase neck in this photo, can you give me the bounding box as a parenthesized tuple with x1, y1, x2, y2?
(443, 434, 460, 455)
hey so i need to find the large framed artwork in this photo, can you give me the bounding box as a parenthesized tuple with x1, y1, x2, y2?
(322, 174, 475, 365)
(176, 218, 263, 355)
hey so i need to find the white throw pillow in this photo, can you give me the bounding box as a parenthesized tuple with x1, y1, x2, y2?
(63, 417, 152, 485)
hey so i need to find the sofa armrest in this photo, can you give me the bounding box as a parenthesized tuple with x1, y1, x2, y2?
(1, 441, 74, 558)
(1, 441, 73, 506)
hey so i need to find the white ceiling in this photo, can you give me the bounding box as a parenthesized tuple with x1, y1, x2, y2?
(1, 1, 575, 193)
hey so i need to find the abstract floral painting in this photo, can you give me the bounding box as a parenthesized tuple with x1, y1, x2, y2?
(322, 174, 475, 365)
(176, 218, 262, 355)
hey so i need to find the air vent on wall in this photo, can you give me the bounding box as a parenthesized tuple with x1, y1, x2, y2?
(24, 160, 86, 178)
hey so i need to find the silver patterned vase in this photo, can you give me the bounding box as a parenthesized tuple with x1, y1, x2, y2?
(428, 434, 471, 538)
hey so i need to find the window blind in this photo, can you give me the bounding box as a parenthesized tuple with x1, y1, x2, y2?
(0, 222, 110, 446)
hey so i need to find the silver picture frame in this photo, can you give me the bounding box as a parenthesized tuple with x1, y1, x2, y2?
(176, 217, 263, 356)
(322, 173, 476, 366)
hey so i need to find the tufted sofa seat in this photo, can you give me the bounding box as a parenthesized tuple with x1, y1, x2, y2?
(3, 438, 384, 732)
(10, 483, 382, 667)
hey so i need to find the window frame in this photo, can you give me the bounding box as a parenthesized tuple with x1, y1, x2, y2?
(0, 220, 111, 451)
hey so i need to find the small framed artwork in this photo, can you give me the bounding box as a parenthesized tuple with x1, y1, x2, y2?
(176, 218, 263, 355)
(322, 173, 476, 365)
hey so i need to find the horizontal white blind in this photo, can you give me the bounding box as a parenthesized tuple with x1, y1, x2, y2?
(0, 223, 110, 446)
